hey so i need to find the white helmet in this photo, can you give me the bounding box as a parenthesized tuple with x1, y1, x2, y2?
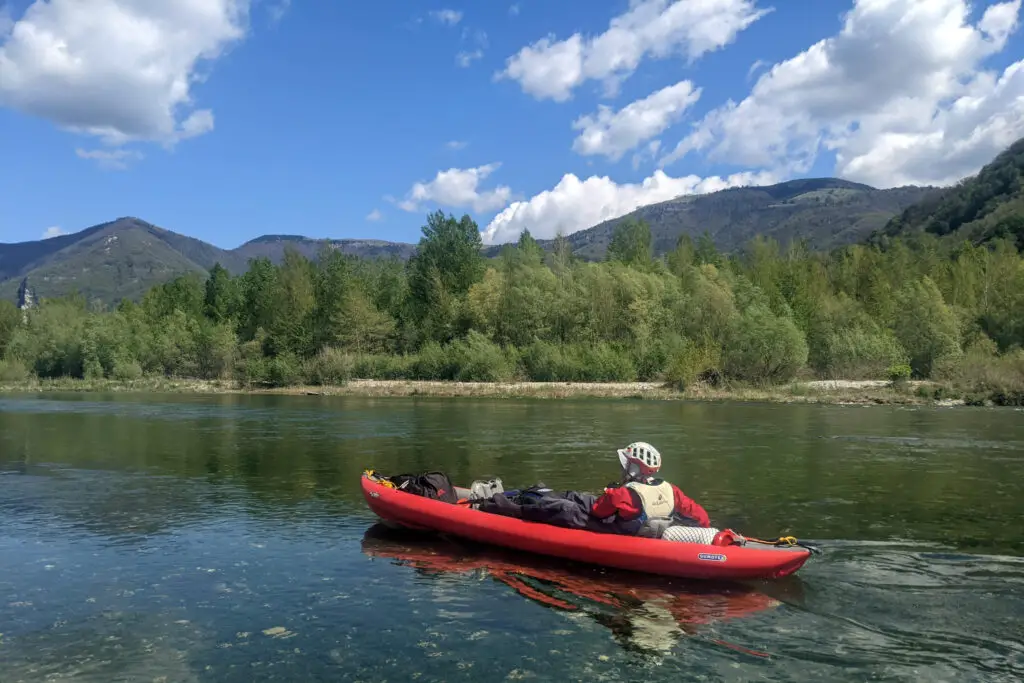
(617, 441, 662, 476)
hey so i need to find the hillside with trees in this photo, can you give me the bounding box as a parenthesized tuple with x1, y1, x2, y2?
(875, 137, 1024, 248)
(2, 206, 1022, 403)
(502, 178, 938, 261)
(3, 138, 1023, 403)
(0, 217, 415, 305)
(3, 178, 934, 306)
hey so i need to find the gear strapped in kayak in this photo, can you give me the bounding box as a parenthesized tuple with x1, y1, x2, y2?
(360, 470, 817, 580)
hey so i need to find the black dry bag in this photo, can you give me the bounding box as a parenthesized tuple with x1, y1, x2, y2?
(390, 471, 459, 504)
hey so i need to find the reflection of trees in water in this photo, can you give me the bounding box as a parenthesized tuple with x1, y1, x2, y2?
(0, 395, 368, 541)
(360, 524, 800, 658)
(1, 394, 1021, 553)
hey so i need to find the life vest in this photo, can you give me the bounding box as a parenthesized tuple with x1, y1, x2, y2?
(624, 480, 675, 526)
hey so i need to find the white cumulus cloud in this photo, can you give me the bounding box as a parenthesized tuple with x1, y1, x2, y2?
(42, 226, 67, 239)
(481, 169, 777, 245)
(366, 209, 383, 222)
(496, 0, 769, 101)
(660, 0, 1024, 188)
(572, 80, 701, 161)
(0, 0, 249, 148)
(398, 163, 514, 214)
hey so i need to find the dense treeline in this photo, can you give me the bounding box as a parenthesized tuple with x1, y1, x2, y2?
(879, 137, 1024, 248)
(1, 210, 1023, 402)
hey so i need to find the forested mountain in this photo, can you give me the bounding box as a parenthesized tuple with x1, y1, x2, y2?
(0, 218, 415, 305)
(231, 235, 416, 266)
(3, 148, 1019, 307)
(874, 137, 1024, 247)
(3, 134, 1024, 401)
(494, 178, 938, 260)
(2, 204, 1022, 404)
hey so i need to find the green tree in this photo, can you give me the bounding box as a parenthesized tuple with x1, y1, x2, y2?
(667, 234, 696, 277)
(606, 218, 653, 267)
(238, 257, 278, 342)
(549, 231, 575, 276)
(150, 309, 201, 376)
(406, 211, 484, 342)
(195, 321, 238, 379)
(0, 300, 21, 358)
(893, 276, 962, 378)
(267, 248, 316, 356)
(143, 274, 204, 321)
(332, 290, 396, 353)
(203, 263, 241, 324)
(724, 304, 809, 383)
(695, 232, 722, 267)
(9, 297, 90, 378)
(311, 246, 354, 350)
(516, 229, 545, 266)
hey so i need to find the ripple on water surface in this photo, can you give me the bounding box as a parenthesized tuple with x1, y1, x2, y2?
(1, 394, 1023, 682)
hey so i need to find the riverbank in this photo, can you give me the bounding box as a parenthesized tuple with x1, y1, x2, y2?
(0, 376, 964, 405)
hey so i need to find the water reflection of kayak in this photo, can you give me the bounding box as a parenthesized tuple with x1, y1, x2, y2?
(361, 524, 797, 656)
(361, 473, 814, 581)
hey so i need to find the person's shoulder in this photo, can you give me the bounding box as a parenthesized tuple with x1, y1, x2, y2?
(666, 481, 691, 496)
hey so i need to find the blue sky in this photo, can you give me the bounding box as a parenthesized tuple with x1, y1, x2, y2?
(1, 0, 1022, 248)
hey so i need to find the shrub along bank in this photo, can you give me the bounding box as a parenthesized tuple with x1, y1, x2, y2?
(1, 212, 1023, 405)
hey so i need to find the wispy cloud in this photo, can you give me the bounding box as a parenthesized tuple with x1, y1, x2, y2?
(462, 27, 488, 47)
(509, 3, 520, 16)
(366, 209, 383, 222)
(42, 226, 67, 239)
(268, 0, 291, 24)
(430, 9, 462, 26)
(454, 26, 487, 67)
(747, 58, 767, 80)
(456, 50, 483, 67)
(445, 140, 468, 150)
(75, 147, 144, 170)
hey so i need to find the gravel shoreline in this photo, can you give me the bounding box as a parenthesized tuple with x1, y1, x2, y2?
(1, 377, 955, 405)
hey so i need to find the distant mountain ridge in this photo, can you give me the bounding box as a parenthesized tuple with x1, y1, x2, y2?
(0, 175, 947, 305)
(491, 178, 939, 260)
(0, 217, 416, 305)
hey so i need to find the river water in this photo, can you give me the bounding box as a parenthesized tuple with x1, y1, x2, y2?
(0, 394, 1022, 682)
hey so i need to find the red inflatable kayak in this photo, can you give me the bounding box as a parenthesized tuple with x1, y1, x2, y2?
(360, 473, 813, 581)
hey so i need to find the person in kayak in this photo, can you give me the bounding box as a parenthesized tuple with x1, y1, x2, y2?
(589, 441, 710, 536)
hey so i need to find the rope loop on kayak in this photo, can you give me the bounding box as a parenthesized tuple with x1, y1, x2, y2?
(745, 535, 822, 554)
(745, 536, 798, 548)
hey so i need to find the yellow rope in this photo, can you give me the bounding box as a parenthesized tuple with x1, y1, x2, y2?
(363, 469, 396, 488)
(746, 535, 799, 547)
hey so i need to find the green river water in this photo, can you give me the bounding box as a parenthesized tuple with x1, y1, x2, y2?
(0, 394, 1022, 682)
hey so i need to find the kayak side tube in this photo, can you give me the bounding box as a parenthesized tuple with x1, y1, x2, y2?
(360, 475, 811, 581)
